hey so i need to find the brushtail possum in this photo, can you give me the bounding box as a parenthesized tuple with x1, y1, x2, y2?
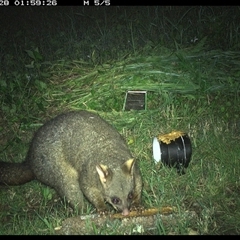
(0, 111, 143, 215)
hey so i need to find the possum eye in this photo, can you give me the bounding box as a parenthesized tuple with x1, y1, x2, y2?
(111, 197, 121, 205)
(128, 191, 133, 200)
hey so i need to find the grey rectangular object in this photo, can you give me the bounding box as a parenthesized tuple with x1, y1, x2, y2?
(123, 90, 147, 111)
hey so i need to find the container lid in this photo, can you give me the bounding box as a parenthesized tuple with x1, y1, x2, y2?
(153, 137, 161, 163)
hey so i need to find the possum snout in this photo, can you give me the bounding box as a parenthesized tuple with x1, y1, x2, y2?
(122, 208, 130, 216)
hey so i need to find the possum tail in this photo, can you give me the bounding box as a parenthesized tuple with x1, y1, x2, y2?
(0, 161, 35, 185)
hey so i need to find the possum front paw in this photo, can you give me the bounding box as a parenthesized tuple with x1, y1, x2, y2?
(97, 208, 109, 216)
(130, 204, 145, 213)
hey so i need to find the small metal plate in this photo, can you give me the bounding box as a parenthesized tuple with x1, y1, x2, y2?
(123, 90, 147, 111)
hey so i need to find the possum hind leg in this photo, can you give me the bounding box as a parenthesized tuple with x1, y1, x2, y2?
(34, 158, 85, 212)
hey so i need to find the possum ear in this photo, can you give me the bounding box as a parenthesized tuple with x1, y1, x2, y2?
(121, 158, 135, 176)
(96, 164, 112, 185)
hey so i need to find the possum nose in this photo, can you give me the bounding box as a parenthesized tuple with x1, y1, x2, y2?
(122, 208, 130, 216)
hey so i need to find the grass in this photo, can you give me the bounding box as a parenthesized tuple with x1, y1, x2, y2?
(0, 6, 240, 235)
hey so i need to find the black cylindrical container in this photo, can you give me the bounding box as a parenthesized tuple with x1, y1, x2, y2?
(153, 131, 192, 175)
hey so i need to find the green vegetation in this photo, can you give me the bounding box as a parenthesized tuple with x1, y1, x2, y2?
(0, 6, 240, 235)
